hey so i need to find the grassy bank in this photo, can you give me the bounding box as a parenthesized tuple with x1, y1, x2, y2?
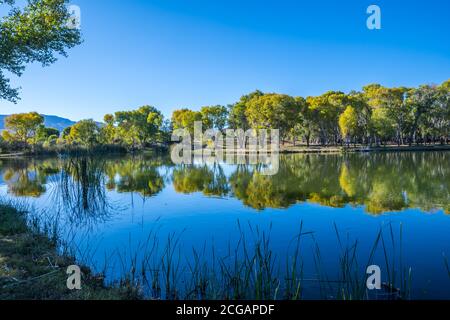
(0, 203, 141, 300)
(280, 144, 450, 154)
(0, 139, 171, 158)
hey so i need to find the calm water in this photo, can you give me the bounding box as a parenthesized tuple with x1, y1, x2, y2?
(0, 152, 449, 299)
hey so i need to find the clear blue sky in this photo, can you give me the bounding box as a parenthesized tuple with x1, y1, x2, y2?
(1, 0, 449, 121)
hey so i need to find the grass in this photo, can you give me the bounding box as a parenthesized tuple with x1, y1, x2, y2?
(104, 220, 414, 300)
(0, 202, 141, 300)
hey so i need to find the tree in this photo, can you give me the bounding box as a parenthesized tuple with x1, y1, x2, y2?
(363, 85, 411, 145)
(306, 91, 348, 145)
(36, 125, 60, 142)
(200, 105, 228, 131)
(419, 81, 450, 144)
(346, 92, 373, 145)
(171, 108, 202, 134)
(115, 106, 164, 147)
(62, 125, 72, 139)
(286, 97, 310, 146)
(339, 106, 359, 146)
(68, 119, 99, 147)
(407, 85, 440, 145)
(100, 114, 116, 144)
(371, 108, 396, 145)
(228, 90, 263, 130)
(245, 93, 301, 142)
(0, 0, 82, 102)
(294, 97, 315, 147)
(2, 112, 44, 142)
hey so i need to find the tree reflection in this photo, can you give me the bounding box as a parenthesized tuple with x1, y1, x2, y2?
(0, 152, 448, 217)
(172, 163, 229, 197)
(51, 156, 114, 225)
(1, 159, 59, 197)
(226, 153, 449, 213)
(105, 157, 166, 198)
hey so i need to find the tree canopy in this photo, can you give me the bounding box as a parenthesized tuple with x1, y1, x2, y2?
(0, 0, 81, 102)
(2, 112, 44, 143)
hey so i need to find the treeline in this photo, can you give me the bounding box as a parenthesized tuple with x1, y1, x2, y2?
(1, 80, 449, 153)
(173, 80, 450, 147)
(0, 106, 170, 153)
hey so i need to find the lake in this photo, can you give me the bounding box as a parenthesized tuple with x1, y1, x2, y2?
(0, 152, 449, 299)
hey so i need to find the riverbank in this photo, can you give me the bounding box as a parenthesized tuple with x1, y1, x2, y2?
(280, 144, 450, 154)
(1, 144, 448, 159)
(0, 144, 169, 159)
(0, 203, 141, 300)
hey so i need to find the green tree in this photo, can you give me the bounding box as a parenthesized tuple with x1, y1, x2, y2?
(62, 125, 72, 139)
(171, 108, 202, 134)
(419, 80, 450, 144)
(246, 93, 301, 142)
(339, 106, 359, 146)
(228, 90, 263, 130)
(200, 105, 228, 131)
(115, 106, 164, 148)
(306, 91, 348, 145)
(363, 85, 411, 145)
(407, 85, 440, 145)
(100, 114, 116, 144)
(2, 112, 44, 143)
(0, 0, 82, 102)
(36, 125, 60, 142)
(68, 119, 99, 147)
(371, 108, 396, 145)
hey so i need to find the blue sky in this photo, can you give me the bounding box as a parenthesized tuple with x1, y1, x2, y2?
(1, 0, 449, 121)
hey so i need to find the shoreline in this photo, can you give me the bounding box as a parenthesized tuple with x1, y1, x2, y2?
(280, 144, 450, 154)
(0, 203, 141, 300)
(1, 145, 449, 159)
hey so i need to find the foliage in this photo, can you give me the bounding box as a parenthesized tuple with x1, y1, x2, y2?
(36, 125, 60, 142)
(68, 119, 99, 147)
(115, 106, 164, 148)
(339, 106, 359, 144)
(228, 90, 263, 130)
(245, 93, 301, 140)
(2, 112, 44, 143)
(0, 80, 448, 154)
(171, 108, 203, 134)
(200, 105, 228, 131)
(0, 0, 82, 102)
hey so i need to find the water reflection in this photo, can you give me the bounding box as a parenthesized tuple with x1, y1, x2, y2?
(0, 152, 448, 222)
(173, 163, 230, 196)
(105, 157, 166, 197)
(1, 159, 59, 197)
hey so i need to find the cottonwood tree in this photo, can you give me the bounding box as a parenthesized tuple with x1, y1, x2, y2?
(68, 119, 100, 147)
(339, 106, 359, 146)
(407, 85, 440, 145)
(0, 0, 81, 102)
(228, 90, 263, 131)
(171, 108, 203, 134)
(2, 111, 44, 142)
(200, 105, 228, 132)
(115, 106, 164, 148)
(245, 93, 300, 143)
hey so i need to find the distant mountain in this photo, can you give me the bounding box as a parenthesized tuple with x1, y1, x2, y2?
(0, 114, 76, 132)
